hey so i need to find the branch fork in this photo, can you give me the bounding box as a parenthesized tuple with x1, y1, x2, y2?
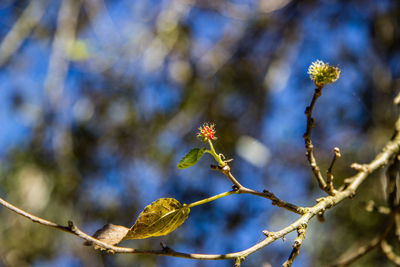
(303, 87, 343, 196)
(3, 66, 400, 266)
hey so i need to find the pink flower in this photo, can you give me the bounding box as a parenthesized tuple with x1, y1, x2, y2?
(197, 123, 217, 142)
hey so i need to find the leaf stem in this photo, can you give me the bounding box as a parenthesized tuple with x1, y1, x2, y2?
(205, 150, 222, 165)
(186, 191, 237, 208)
(207, 139, 225, 166)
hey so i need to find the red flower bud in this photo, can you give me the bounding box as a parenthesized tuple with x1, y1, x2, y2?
(197, 123, 217, 142)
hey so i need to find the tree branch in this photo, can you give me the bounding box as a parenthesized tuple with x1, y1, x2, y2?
(282, 225, 307, 267)
(395, 213, 400, 245)
(44, 0, 81, 107)
(2, 91, 400, 265)
(303, 87, 327, 192)
(326, 147, 341, 195)
(330, 206, 398, 267)
(2, 124, 400, 262)
(364, 200, 391, 215)
(0, 1, 47, 67)
(212, 164, 307, 214)
(329, 237, 381, 267)
(381, 240, 400, 265)
(0, 195, 71, 233)
(386, 153, 399, 208)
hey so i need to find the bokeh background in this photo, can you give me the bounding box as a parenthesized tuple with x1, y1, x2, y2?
(0, 0, 399, 266)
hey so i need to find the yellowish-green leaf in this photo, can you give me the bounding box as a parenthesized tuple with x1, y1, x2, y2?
(125, 198, 190, 239)
(177, 148, 206, 169)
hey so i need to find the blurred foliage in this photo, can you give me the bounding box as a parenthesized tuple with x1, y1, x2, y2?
(0, 0, 399, 266)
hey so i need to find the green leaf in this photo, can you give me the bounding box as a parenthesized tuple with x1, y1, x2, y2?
(177, 148, 206, 169)
(125, 198, 190, 239)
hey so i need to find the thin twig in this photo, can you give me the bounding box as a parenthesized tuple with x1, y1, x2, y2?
(44, 0, 81, 107)
(282, 225, 307, 267)
(329, 237, 381, 267)
(0, 195, 70, 232)
(386, 154, 399, 208)
(364, 200, 391, 215)
(241, 188, 307, 215)
(218, 164, 243, 189)
(394, 91, 400, 131)
(2, 91, 400, 264)
(330, 208, 397, 267)
(234, 256, 244, 267)
(326, 147, 341, 195)
(395, 213, 400, 245)
(2, 124, 400, 261)
(214, 164, 306, 214)
(303, 87, 327, 191)
(1, 118, 400, 262)
(0, 1, 47, 67)
(381, 240, 400, 265)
